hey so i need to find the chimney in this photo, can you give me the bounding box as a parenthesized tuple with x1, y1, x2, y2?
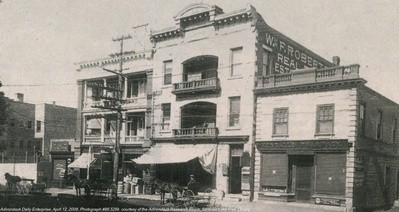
(52, 101, 56, 105)
(15, 93, 24, 102)
(332, 56, 340, 66)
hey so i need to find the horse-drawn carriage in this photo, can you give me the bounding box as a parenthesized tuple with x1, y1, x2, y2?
(4, 173, 46, 195)
(64, 174, 117, 200)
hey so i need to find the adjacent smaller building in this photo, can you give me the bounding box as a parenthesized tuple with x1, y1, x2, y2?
(254, 64, 399, 211)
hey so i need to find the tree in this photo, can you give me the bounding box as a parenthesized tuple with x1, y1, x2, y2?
(0, 81, 6, 125)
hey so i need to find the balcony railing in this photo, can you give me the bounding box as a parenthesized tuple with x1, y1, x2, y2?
(172, 78, 220, 95)
(123, 135, 145, 143)
(84, 135, 101, 143)
(173, 127, 218, 137)
(255, 64, 360, 89)
(83, 100, 102, 109)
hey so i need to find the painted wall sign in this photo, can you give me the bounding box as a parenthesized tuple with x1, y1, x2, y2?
(264, 32, 328, 74)
(50, 140, 69, 152)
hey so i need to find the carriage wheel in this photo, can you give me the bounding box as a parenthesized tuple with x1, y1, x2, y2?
(204, 188, 216, 206)
(170, 189, 181, 207)
(107, 184, 117, 201)
(92, 182, 99, 196)
(182, 189, 195, 208)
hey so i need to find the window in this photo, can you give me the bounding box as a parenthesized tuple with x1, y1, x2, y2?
(393, 118, 397, 143)
(126, 115, 145, 137)
(85, 117, 101, 136)
(27, 121, 33, 129)
(263, 49, 273, 76)
(163, 60, 172, 85)
(229, 97, 241, 127)
(231, 47, 243, 76)
(105, 117, 117, 136)
(161, 103, 171, 130)
(316, 104, 334, 134)
(36, 121, 41, 132)
(19, 140, 24, 148)
(359, 103, 366, 136)
(127, 79, 146, 98)
(105, 80, 119, 99)
(273, 108, 288, 135)
(377, 111, 383, 140)
(10, 118, 15, 127)
(86, 81, 103, 101)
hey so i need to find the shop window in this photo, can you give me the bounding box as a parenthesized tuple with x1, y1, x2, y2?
(316, 104, 334, 135)
(273, 108, 288, 136)
(163, 60, 172, 85)
(231, 47, 243, 76)
(377, 111, 383, 140)
(260, 153, 288, 192)
(161, 103, 171, 130)
(392, 118, 397, 143)
(229, 97, 240, 127)
(315, 153, 346, 195)
(359, 103, 366, 136)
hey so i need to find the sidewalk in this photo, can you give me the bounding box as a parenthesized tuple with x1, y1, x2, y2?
(48, 188, 399, 212)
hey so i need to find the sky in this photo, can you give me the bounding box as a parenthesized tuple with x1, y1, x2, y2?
(0, 0, 398, 108)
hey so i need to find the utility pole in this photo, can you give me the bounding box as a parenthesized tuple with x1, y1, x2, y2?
(90, 35, 132, 190)
(112, 34, 131, 185)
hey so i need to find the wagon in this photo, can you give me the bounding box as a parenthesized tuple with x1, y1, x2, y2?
(19, 179, 46, 195)
(171, 188, 216, 208)
(89, 179, 117, 201)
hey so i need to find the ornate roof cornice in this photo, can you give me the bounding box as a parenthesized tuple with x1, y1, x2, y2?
(75, 50, 153, 71)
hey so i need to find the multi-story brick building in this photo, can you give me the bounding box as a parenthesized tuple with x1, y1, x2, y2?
(0, 93, 39, 163)
(0, 93, 78, 186)
(34, 102, 77, 185)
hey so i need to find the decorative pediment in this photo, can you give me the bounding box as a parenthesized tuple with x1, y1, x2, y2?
(174, 3, 223, 20)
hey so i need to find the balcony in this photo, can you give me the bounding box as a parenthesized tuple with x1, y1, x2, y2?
(255, 64, 361, 90)
(122, 136, 145, 144)
(123, 96, 147, 109)
(172, 78, 220, 95)
(173, 127, 218, 137)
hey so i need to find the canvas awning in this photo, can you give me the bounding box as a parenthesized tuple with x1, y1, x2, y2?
(68, 153, 97, 169)
(132, 143, 217, 174)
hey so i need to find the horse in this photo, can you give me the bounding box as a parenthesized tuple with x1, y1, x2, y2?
(4, 173, 23, 194)
(64, 174, 91, 196)
(153, 179, 183, 204)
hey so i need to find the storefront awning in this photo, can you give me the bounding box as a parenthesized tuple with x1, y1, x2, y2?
(68, 153, 97, 169)
(132, 144, 217, 174)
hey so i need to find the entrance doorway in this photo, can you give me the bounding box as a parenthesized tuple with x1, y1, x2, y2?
(290, 155, 314, 202)
(229, 145, 243, 194)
